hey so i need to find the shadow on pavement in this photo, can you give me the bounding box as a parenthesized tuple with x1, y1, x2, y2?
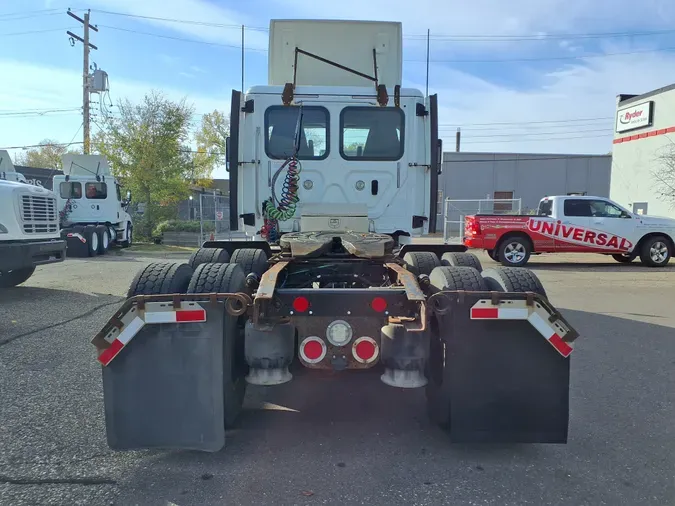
(108, 308, 674, 506)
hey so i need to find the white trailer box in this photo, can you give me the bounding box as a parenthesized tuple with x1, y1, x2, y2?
(268, 19, 402, 88)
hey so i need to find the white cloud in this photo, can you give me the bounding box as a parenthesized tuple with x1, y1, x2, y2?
(86, 0, 269, 50)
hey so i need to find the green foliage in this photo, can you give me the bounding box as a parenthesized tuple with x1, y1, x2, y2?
(93, 91, 207, 238)
(15, 139, 80, 169)
(193, 110, 229, 179)
(153, 219, 214, 236)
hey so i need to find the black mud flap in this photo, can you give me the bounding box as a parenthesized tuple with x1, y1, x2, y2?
(430, 293, 571, 443)
(101, 301, 226, 452)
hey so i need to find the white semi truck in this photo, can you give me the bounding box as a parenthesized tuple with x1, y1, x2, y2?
(91, 20, 580, 452)
(54, 154, 133, 257)
(0, 150, 66, 288)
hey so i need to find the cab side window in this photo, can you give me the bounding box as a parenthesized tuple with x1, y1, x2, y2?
(116, 184, 122, 202)
(563, 199, 592, 217)
(589, 200, 624, 218)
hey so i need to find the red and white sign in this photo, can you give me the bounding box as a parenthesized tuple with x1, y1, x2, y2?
(616, 101, 653, 133)
(527, 218, 632, 251)
(216, 211, 224, 221)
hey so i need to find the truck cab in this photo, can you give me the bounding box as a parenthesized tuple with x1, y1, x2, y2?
(0, 150, 66, 288)
(229, 20, 441, 242)
(54, 154, 133, 256)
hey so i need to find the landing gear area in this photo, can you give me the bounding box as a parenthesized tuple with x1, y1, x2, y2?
(61, 223, 131, 258)
(91, 233, 578, 452)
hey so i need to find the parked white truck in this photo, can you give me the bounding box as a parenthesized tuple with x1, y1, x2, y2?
(0, 150, 66, 288)
(54, 154, 133, 257)
(91, 20, 580, 452)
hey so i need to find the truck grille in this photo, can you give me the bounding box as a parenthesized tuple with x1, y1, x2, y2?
(20, 195, 59, 234)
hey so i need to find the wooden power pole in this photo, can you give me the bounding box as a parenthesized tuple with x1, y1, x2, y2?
(66, 9, 98, 154)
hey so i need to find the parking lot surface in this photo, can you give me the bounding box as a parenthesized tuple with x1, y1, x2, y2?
(1, 249, 673, 506)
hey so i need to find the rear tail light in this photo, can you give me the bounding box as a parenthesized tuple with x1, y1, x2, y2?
(300, 336, 326, 364)
(292, 296, 310, 312)
(465, 216, 481, 236)
(352, 337, 379, 364)
(371, 297, 387, 312)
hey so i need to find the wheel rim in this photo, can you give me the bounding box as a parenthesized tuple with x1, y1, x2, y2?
(650, 241, 668, 263)
(504, 242, 526, 263)
(102, 231, 109, 249)
(91, 232, 99, 252)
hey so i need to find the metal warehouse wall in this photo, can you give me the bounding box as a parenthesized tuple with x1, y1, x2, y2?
(610, 85, 675, 219)
(439, 152, 611, 219)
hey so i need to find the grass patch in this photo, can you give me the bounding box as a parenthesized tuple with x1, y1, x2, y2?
(128, 243, 197, 254)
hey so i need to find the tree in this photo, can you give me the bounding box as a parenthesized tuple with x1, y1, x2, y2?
(653, 145, 675, 208)
(93, 91, 203, 238)
(15, 139, 80, 169)
(193, 110, 229, 176)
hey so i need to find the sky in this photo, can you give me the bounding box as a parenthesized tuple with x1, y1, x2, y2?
(1, 0, 675, 179)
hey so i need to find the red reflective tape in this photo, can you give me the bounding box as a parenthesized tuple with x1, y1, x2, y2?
(471, 307, 499, 319)
(549, 333, 573, 358)
(638, 133, 648, 139)
(175, 309, 206, 322)
(648, 131, 657, 137)
(98, 339, 124, 366)
(612, 138, 623, 144)
(666, 127, 675, 133)
(657, 129, 667, 135)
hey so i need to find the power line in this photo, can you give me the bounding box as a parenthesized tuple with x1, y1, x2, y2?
(439, 116, 613, 127)
(0, 8, 60, 18)
(0, 27, 76, 37)
(462, 127, 611, 139)
(441, 154, 611, 163)
(411, 46, 675, 63)
(458, 133, 613, 144)
(89, 9, 675, 43)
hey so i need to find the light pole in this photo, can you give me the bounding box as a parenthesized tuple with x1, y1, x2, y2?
(189, 195, 193, 220)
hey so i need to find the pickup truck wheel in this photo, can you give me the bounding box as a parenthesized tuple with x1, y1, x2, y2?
(481, 267, 547, 297)
(230, 248, 268, 277)
(403, 251, 441, 276)
(0, 267, 36, 288)
(612, 253, 636, 263)
(639, 236, 671, 267)
(425, 266, 488, 427)
(441, 252, 483, 272)
(497, 237, 531, 267)
(188, 247, 231, 270)
(187, 262, 247, 428)
(127, 262, 193, 297)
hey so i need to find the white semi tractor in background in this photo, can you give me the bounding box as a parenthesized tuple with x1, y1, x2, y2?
(0, 150, 66, 288)
(55, 154, 134, 257)
(91, 19, 580, 452)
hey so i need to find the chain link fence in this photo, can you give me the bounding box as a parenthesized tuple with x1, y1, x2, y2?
(199, 193, 251, 243)
(443, 198, 523, 244)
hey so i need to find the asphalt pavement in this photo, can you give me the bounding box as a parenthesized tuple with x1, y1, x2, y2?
(0, 249, 673, 506)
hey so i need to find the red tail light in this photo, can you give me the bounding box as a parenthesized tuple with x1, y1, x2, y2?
(352, 337, 379, 364)
(300, 336, 326, 363)
(371, 297, 387, 312)
(465, 216, 481, 236)
(292, 296, 310, 312)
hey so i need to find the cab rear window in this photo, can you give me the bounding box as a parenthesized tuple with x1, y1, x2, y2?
(340, 107, 404, 161)
(60, 182, 82, 199)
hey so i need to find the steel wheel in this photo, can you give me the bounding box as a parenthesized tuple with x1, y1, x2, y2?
(650, 241, 668, 264)
(503, 242, 526, 263)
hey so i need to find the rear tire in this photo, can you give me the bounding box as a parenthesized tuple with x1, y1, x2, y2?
(425, 266, 487, 428)
(229, 248, 268, 277)
(95, 225, 109, 255)
(497, 236, 531, 267)
(403, 251, 441, 276)
(612, 253, 635, 263)
(481, 266, 547, 297)
(127, 262, 193, 297)
(441, 252, 483, 272)
(120, 223, 132, 248)
(639, 235, 671, 267)
(188, 247, 231, 270)
(0, 267, 36, 288)
(187, 263, 247, 428)
(84, 225, 98, 257)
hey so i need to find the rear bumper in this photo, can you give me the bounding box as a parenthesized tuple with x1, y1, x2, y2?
(463, 236, 485, 249)
(0, 239, 67, 271)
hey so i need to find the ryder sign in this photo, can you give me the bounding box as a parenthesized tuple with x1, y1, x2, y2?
(616, 101, 653, 133)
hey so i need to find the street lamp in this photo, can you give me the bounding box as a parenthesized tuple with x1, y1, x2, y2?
(189, 195, 193, 220)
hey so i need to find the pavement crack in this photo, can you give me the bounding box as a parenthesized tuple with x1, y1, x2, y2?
(0, 300, 123, 347)
(0, 475, 117, 485)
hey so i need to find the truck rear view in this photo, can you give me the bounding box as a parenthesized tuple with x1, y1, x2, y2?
(90, 19, 579, 452)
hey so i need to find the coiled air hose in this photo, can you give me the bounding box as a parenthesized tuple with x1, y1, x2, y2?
(261, 156, 302, 241)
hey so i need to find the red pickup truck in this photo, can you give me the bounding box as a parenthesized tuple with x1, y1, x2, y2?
(463, 195, 675, 267)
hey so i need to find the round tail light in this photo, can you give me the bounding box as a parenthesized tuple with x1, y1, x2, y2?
(352, 336, 379, 364)
(300, 336, 326, 364)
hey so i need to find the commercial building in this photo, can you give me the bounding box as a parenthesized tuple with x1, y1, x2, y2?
(437, 152, 612, 233)
(610, 84, 675, 218)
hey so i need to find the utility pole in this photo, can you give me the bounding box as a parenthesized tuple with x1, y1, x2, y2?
(66, 9, 98, 155)
(455, 128, 461, 152)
